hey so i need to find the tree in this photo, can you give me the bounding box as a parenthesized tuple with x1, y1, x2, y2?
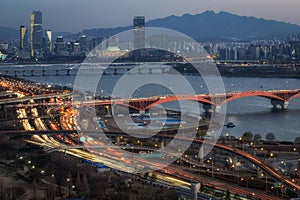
(242, 132, 253, 143)
(253, 134, 262, 144)
(266, 132, 276, 141)
(294, 137, 300, 144)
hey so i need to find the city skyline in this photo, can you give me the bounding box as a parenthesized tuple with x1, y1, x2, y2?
(1, 0, 300, 32)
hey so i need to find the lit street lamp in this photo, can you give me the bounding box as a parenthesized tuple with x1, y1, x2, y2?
(207, 157, 214, 180)
(226, 133, 231, 146)
(239, 137, 244, 150)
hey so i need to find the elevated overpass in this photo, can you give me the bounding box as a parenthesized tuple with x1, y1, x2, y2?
(3, 129, 300, 194)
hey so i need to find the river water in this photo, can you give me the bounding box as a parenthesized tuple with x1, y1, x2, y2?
(1, 64, 300, 141)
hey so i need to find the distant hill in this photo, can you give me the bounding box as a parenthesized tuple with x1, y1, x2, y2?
(146, 11, 300, 41)
(77, 11, 300, 41)
(70, 27, 130, 39)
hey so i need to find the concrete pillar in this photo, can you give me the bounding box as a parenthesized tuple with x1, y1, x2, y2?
(191, 183, 200, 200)
(257, 168, 263, 178)
(271, 99, 284, 110)
(198, 146, 204, 164)
(282, 101, 289, 110)
(116, 135, 120, 145)
(160, 139, 164, 149)
(214, 105, 221, 113)
(113, 69, 118, 75)
(203, 103, 213, 113)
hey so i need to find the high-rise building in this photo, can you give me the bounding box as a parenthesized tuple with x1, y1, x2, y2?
(43, 29, 52, 54)
(55, 36, 64, 54)
(30, 11, 43, 57)
(79, 35, 88, 53)
(133, 16, 145, 50)
(20, 25, 28, 51)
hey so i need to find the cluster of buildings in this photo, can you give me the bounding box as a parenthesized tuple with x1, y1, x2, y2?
(17, 11, 90, 61)
(0, 11, 300, 64)
(0, 11, 146, 63)
(205, 37, 300, 63)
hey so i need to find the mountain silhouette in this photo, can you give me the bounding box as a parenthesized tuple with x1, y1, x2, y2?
(146, 11, 300, 41)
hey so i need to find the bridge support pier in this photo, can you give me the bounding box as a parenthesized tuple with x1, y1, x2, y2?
(198, 146, 204, 164)
(203, 104, 213, 113)
(116, 135, 120, 145)
(113, 69, 118, 75)
(203, 104, 221, 113)
(214, 105, 221, 113)
(271, 99, 288, 111)
(191, 183, 200, 200)
(283, 101, 289, 110)
(160, 139, 164, 149)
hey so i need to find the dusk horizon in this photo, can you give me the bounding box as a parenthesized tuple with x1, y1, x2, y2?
(1, 0, 300, 32)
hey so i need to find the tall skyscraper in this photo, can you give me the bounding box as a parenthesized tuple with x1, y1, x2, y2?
(20, 25, 28, 51)
(79, 34, 88, 53)
(133, 16, 145, 50)
(55, 36, 64, 54)
(30, 11, 43, 57)
(43, 29, 52, 54)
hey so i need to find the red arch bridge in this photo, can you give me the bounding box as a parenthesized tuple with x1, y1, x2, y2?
(74, 89, 300, 112)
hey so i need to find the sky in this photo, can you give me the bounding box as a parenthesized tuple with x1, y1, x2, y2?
(1, 0, 300, 33)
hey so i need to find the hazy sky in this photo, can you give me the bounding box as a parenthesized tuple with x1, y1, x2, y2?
(1, 0, 300, 33)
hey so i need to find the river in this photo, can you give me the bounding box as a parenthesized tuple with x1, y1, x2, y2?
(1, 64, 300, 141)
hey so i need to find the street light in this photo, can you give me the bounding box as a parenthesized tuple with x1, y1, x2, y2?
(207, 157, 214, 180)
(261, 172, 268, 193)
(226, 133, 231, 146)
(180, 124, 184, 137)
(240, 176, 253, 190)
(239, 137, 244, 150)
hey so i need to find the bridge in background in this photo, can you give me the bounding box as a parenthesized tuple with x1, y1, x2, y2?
(2, 89, 299, 112)
(75, 89, 300, 112)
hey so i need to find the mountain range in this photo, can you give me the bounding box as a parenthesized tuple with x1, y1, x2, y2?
(1, 11, 300, 42)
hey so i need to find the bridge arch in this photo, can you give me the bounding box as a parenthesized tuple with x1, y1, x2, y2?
(143, 95, 214, 110)
(219, 91, 284, 105)
(288, 91, 300, 102)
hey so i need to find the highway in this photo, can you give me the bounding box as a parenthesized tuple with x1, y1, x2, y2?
(1, 75, 299, 199)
